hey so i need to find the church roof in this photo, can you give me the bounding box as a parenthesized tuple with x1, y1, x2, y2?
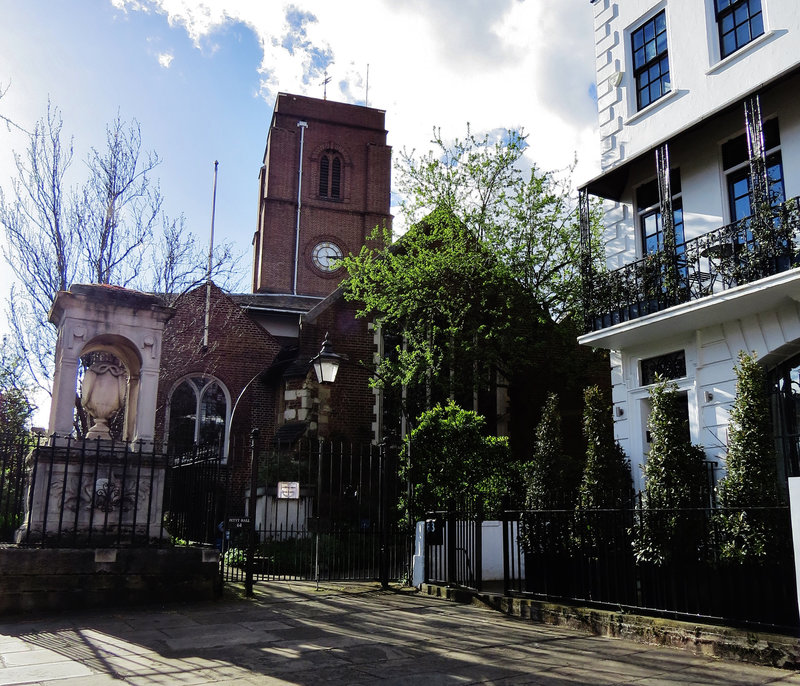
(230, 293, 323, 314)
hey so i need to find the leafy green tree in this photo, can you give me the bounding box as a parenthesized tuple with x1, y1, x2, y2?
(343, 127, 606, 452)
(716, 351, 781, 561)
(401, 401, 512, 522)
(578, 385, 632, 509)
(633, 377, 709, 564)
(0, 338, 35, 434)
(519, 394, 581, 553)
(524, 393, 577, 510)
(396, 127, 597, 322)
(345, 208, 538, 408)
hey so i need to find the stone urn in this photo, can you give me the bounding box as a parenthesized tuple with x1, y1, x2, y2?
(81, 355, 127, 439)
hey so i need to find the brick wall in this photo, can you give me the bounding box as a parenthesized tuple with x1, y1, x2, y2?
(253, 93, 392, 297)
(300, 295, 377, 444)
(155, 283, 283, 508)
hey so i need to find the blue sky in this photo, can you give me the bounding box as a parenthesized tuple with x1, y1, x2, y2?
(0, 0, 600, 406)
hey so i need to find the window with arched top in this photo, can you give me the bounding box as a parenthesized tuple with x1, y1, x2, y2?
(166, 375, 230, 458)
(319, 151, 342, 199)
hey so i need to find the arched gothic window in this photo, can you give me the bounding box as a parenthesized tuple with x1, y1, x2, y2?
(319, 151, 342, 199)
(166, 375, 230, 458)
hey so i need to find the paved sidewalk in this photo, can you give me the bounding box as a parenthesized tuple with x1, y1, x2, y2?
(1, 582, 799, 685)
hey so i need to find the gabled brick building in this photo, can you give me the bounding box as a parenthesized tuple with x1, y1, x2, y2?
(154, 93, 392, 481)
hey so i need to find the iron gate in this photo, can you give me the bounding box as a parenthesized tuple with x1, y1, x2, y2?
(221, 438, 410, 585)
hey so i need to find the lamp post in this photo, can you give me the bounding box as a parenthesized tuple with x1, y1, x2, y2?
(310, 332, 346, 385)
(309, 333, 345, 588)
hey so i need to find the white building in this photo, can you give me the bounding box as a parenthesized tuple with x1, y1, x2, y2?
(579, 0, 800, 492)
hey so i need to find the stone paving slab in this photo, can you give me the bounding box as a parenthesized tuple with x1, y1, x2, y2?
(0, 581, 799, 685)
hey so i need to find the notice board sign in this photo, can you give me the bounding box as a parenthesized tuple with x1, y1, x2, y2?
(277, 481, 300, 499)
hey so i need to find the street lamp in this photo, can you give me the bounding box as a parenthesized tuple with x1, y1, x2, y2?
(310, 332, 347, 384)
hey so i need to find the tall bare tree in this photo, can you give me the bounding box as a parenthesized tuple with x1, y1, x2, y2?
(0, 101, 239, 393)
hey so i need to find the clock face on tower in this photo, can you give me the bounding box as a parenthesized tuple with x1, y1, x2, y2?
(311, 240, 343, 272)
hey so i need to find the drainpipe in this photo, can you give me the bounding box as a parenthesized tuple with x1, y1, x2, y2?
(293, 121, 308, 295)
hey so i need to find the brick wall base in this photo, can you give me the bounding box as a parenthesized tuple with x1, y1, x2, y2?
(421, 584, 800, 670)
(0, 546, 220, 615)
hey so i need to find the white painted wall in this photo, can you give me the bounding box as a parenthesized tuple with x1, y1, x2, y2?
(593, 0, 800, 170)
(411, 520, 525, 586)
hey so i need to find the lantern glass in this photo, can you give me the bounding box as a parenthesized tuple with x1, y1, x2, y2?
(313, 358, 340, 384)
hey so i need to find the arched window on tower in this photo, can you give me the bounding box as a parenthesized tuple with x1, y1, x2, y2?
(166, 375, 230, 459)
(319, 150, 343, 199)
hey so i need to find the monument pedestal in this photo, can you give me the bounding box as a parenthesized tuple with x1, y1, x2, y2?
(16, 441, 168, 546)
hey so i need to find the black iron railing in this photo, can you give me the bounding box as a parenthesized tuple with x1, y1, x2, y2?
(423, 510, 483, 592)
(503, 505, 798, 632)
(585, 197, 800, 332)
(0, 431, 224, 548)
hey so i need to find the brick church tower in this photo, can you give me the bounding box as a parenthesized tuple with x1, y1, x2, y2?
(251, 93, 392, 297)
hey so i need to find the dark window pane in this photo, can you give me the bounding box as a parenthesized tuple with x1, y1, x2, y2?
(199, 382, 226, 446)
(331, 157, 341, 198)
(655, 12, 666, 33)
(650, 82, 661, 102)
(736, 23, 750, 46)
(168, 382, 198, 455)
(721, 13, 734, 32)
(319, 155, 329, 196)
(637, 179, 660, 209)
(641, 350, 687, 385)
(734, 195, 751, 221)
(764, 117, 780, 149)
(656, 32, 667, 54)
(722, 133, 748, 170)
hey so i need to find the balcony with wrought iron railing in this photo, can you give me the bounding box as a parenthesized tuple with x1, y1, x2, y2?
(584, 197, 800, 333)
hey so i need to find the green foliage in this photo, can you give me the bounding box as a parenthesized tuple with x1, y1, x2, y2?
(0, 338, 35, 433)
(396, 127, 596, 322)
(578, 385, 632, 509)
(519, 394, 580, 553)
(401, 401, 513, 521)
(525, 393, 571, 510)
(342, 126, 604, 422)
(633, 377, 709, 564)
(716, 351, 781, 562)
(344, 208, 540, 401)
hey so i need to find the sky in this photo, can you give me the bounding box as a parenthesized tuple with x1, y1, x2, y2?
(0, 0, 600, 414)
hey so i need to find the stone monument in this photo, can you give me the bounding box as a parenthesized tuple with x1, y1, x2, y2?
(17, 284, 174, 544)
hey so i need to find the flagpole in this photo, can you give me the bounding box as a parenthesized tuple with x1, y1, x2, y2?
(203, 160, 219, 350)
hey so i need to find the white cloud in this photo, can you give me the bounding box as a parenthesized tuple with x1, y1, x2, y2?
(109, 0, 600, 183)
(158, 52, 174, 68)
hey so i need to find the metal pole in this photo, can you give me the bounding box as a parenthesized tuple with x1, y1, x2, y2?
(293, 121, 308, 295)
(245, 428, 260, 597)
(203, 161, 218, 350)
(315, 438, 323, 590)
(379, 437, 390, 589)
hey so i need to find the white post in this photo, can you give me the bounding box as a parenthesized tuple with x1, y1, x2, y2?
(787, 477, 800, 620)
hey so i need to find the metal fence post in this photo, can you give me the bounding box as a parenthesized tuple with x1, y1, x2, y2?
(379, 437, 390, 589)
(245, 428, 260, 597)
(447, 508, 456, 586)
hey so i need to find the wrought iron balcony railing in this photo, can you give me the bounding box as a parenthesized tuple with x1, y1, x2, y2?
(584, 197, 800, 333)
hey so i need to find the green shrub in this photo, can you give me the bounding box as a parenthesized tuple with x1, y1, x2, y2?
(520, 393, 580, 553)
(401, 401, 513, 521)
(578, 385, 632, 509)
(716, 351, 782, 562)
(632, 377, 708, 564)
